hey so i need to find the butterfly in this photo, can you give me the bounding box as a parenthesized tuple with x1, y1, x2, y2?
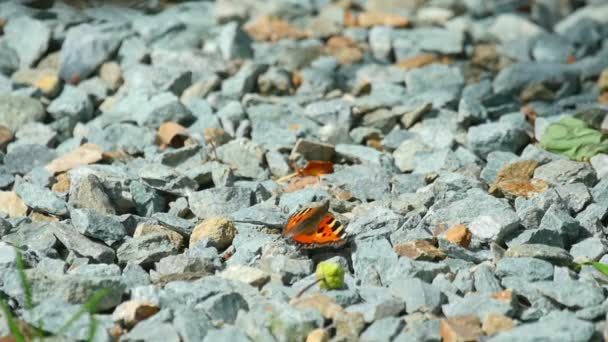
(282, 200, 347, 249)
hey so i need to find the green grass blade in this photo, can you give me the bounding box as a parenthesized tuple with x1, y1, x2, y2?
(56, 289, 109, 338)
(0, 298, 26, 342)
(14, 249, 33, 310)
(86, 315, 98, 342)
(585, 261, 608, 277)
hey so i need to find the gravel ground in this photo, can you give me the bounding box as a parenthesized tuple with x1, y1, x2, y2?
(1, 0, 608, 341)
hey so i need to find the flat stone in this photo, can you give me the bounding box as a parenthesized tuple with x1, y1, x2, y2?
(70, 208, 127, 246)
(134, 223, 184, 250)
(117, 233, 178, 267)
(496, 257, 553, 282)
(482, 313, 515, 337)
(360, 317, 405, 342)
(68, 173, 116, 215)
(467, 121, 529, 159)
(15, 182, 67, 216)
(218, 21, 252, 60)
(218, 264, 271, 289)
(4, 16, 50, 67)
(389, 276, 445, 314)
(290, 139, 335, 162)
(474, 264, 502, 294)
(442, 293, 516, 319)
(0, 96, 45, 133)
(534, 159, 597, 187)
(221, 62, 268, 98)
(504, 244, 573, 266)
(59, 22, 128, 82)
(5, 144, 57, 175)
(50, 222, 115, 263)
(570, 237, 608, 261)
(189, 186, 254, 219)
(488, 310, 594, 342)
(322, 165, 391, 201)
(217, 138, 266, 179)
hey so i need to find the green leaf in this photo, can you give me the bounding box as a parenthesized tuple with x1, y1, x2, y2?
(0, 298, 26, 342)
(585, 262, 608, 278)
(56, 289, 109, 338)
(540, 116, 608, 161)
(315, 261, 345, 290)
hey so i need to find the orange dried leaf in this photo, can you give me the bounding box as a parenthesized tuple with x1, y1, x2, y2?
(297, 160, 334, 177)
(158, 122, 189, 148)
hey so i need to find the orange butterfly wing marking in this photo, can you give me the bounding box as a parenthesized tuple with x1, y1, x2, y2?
(283, 207, 314, 236)
(291, 213, 345, 247)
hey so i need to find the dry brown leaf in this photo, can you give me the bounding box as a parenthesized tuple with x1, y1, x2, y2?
(354, 11, 409, 27)
(489, 160, 548, 199)
(0, 125, 13, 149)
(395, 53, 439, 70)
(366, 138, 383, 151)
(45, 143, 103, 174)
(284, 175, 320, 192)
(442, 224, 472, 248)
(0, 191, 28, 217)
(52, 173, 71, 193)
(325, 36, 363, 65)
(490, 289, 514, 302)
(598, 92, 608, 104)
(158, 122, 190, 148)
(244, 16, 308, 42)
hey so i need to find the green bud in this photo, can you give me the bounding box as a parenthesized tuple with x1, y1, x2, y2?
(315, 261, 344, 290)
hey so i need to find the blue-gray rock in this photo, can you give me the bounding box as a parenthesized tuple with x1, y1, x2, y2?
(4, 16, 51, 67)
(49, 222, 114, 263)
(11, 122, 57, 148)
(47, 85, 94, 124)
(532, 33, 575, 63)
(22, 297, 112, 341)
(393, 28, 464, 56)
(59, 22, 128, 82)
(120, 309, 180, 342)
(467, 121, 529, 159)
(335, 144, 396, 170)
(259, 255, 313, 285)
(221, 62, 268, 98)
(117, 233, 178, 266)
(217, 138, 267, 179)
(442, 293, 516, 319)
(388, 257, 450, 284)
(576, 203, 608, 235)
(534, 159, 597, 188)
(493, 62, 576, 95)
(2, 221, 57, 256)
(4, 144, 57, 175)
(489, 13, 545, 43)
(389, 276, 445, 314)
(538, 204, 589, 246)
(496, 257, 554, 281)
(322, 165, 391, 201)
(218, 21, 252, 61)
(188, 186, 254, 219)
(130, 180, 166, 217)
(122, 64, 192, 96)
(172, 308, 212, 342)
(0, 41, 19, 75)
(135, 92, 194, 128)
(555, 182, 591, 214)
(424, 188, 520, 243)
(0, 96, 45, 132)
(490, 310, 594, 342)
(121, 262, 151, 291)
(199, 292, 248, 324)
(353, 238, 398, 286)
(554, 3, 608, 34)
(534, 279, 604, 308)
(203, 326, 249, 342)
(86, 123, 156, 154)
(348, 287, 405, 323)
(504, 243, 573, 266)
(405, 64, 464, 96)
(473, 264, 503, 294)
(139, 164, 197, 197)
(570, 237, 608, 261)
(393, 318, 440, 342)
(507, 227, 565, 249)
(70, 208, 127, 245)
(15, 182, 67, 216)
(361, 316, 405, 342)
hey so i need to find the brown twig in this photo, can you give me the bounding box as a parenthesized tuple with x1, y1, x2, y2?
(295, 278, 322, 299)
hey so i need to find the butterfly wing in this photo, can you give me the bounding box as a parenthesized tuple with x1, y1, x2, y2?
(283, 201, 329, 237)
(291, 213, 346, 249)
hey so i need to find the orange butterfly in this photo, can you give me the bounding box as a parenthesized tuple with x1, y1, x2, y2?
(282, 200, 347, 249)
